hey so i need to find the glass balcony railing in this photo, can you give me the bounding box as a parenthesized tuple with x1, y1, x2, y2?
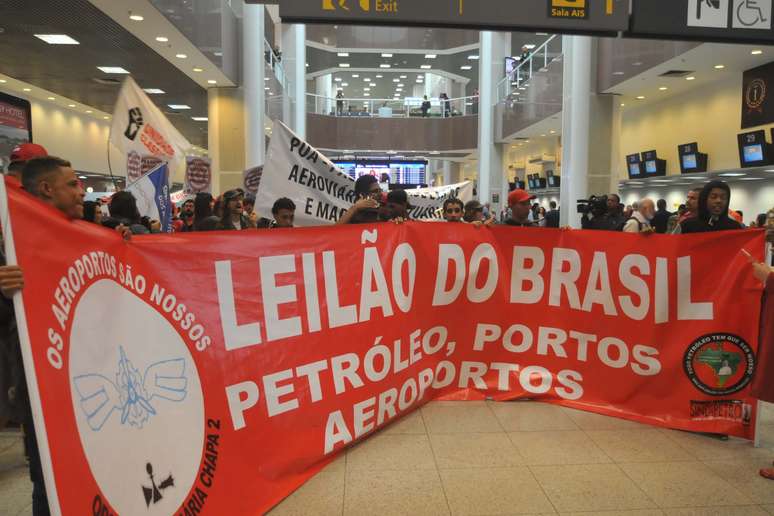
(497, 35, 562, 103)
(306, 94, 480, 118)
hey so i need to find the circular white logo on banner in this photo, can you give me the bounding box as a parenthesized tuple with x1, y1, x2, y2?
(69, 280, 204, 514)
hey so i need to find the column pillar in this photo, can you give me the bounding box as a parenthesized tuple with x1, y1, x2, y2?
(243, 3, 265, 170)
(477, 31, 510, 215)
(559, 36, 616, 228)
(443, 161, 452, 186)
(208, 88, 246, 194)
(315, 74, 333, 115)
(282, 24, 307, 138)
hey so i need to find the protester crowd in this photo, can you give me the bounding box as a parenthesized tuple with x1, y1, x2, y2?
(0, 142, 773, 515)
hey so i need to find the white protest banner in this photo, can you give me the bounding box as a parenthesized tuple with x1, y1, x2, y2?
(255, 121, 474, 226)
(110, 77, 192, 183)
(184, 156, 212, 194)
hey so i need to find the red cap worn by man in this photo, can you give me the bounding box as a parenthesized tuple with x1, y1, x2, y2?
(6, 143, 48, 181)
(505, 189, 537, 227)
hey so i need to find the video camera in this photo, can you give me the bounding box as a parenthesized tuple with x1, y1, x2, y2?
(577, 195, 608, 217)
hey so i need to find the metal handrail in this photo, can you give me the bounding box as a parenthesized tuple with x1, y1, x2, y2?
(496, 35, 560, 102)
(306, 93, 480, 118)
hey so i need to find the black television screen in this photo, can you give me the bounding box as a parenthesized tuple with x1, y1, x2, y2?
(645, 160, 657, 173)
(743, 144, 764, 163)
(0, 92, 33, 171)
(628, 163, 641, 176)
(682, 154, 697, 170)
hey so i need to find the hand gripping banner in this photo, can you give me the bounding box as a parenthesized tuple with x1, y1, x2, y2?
(0, 179, 766, 515)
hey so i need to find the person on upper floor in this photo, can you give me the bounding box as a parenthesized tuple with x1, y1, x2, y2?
(421, 96, 431, 117)
(651, 199, 672, 234)
(504, 189, 537, 227)
(679, 180, 742, 234)
(623, 198, 656, 234)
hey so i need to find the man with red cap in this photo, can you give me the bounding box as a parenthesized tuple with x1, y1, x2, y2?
(505, 189, 538, 227)
(5, 143, 48, 181)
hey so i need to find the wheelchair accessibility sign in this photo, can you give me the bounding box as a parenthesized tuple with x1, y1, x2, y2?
(688, 0, 771, 30)
(733, 0, 772, 29)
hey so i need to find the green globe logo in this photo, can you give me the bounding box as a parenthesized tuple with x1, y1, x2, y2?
(684, 334, 755, 397)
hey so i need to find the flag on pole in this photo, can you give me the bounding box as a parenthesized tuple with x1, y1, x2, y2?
(125, 164, 172, 233)
(110, 77, 192, 184)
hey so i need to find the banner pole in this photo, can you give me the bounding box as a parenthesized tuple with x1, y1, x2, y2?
(755, 240, 773, 448)
(0, 180, 62, 515)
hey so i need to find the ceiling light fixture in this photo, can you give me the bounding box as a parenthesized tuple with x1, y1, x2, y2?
(339, 63, 350, 67)
(47, 96, 55, 101)
(400, 75, 407, 78)
(97, 66, 130, 74)
(752, 49, 763, 55)
(168, 104, 191, 110)
(34, 34, 80, 45)
(468, 55, 479, 60)
(380, 64, 391, 68)
(192, 67, 203, 72)
(22, 88, 31, 92)
(207, 79, 217, 84)
(620, 103, 625, 107)
(714, 64, 725, 69)
(103, 116, 110, 120)
(191, 117, 208, 121)
(659, 86, 668, 91)
(143, 88, 165, 94)
(421, 65, 431, 69)
(424, 54, 437, 59)
(341, 82, 349, 86)
(613, 71, 624, 75)
(156, 36, 169, 42)
(376, 74, 383, 78)
(636, 95, 645, 99)
(129, 13, 144, 21)
(686, 76, 696, 80)
(381, 53, 393, 57)
(68, 104, 75, 108)
(85, 110, 92, 114)
(719, 172, 745, 177)
(364, 77, 371, 81)
(524, 44, 536, 49)
(335, 77, 342, 81)
(364, 93, 371, 96)
(352, 74, 360, 78)
(337, 52, 349, 57)
(461, 65, 472, 70)
(393, 78, 400, 82)
(176, 53, 188, 59)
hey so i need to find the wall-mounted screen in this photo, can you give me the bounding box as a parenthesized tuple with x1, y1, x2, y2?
(628, 163, 641, 176)
(0, 92, 33, 171)
(743, 144, 764, 163)
(645, 160, 657, 173)
(333, 160, 427, 186)
(682, 154, 697, 170)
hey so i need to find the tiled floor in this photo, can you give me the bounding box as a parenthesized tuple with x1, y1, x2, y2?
(1, 401, 773, 515)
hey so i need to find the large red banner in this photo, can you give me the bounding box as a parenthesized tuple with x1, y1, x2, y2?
(1, 180, 766, 515)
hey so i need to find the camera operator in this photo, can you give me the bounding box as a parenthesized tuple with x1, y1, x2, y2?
(578, 194, 625, 231)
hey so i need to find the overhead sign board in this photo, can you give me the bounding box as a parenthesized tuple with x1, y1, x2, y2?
(279, 0, 629, 34)
(630, 0, 774, 44)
